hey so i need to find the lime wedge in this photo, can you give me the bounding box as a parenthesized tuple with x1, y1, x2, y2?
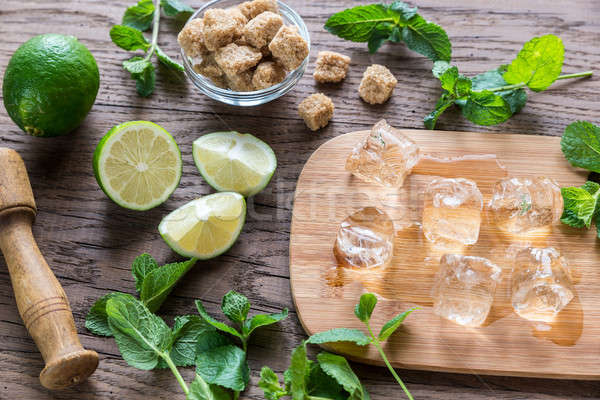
(93, 121, 182, 211)
(193, 131, 277, 197)
(159, 192, 246, 259)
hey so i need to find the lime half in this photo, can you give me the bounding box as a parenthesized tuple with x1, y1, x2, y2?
(193, 131, 277, 197)
(159, 192, 246, 259)
(93, 121, 182, 211)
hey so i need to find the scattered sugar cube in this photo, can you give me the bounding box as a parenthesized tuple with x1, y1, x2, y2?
(202, 8, 246, 51)
(432, 254, 502, 327)
(359, 64, 397, 104)
(313, 51, 351, 83)
(226, 70, 255, 92)
(178, 18, 208, 58)
(298, 93, 334, 131)
(214, 43, 262, 76)
(269, 25, 309, 71)
(243, 11, 283, 49)
(252, 61, 286, 89)
(238, 0, 279, 20)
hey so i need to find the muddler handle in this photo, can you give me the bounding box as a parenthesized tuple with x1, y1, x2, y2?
(0, 148, 98, 389)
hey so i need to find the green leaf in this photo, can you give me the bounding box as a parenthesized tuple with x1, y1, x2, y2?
(85, 292, 134, 337)
(560, 181, 600, 228)
(243, 309, 288, 336)
(354, 293, 377, 323)
(196, 343, 249, 391)
(106, 296, 172, 370)
(317, 352, 368, 399)
(388, 1, 417, 19)
(461, 90, 512, 126)
(561, 121, 600, 173)
(432, 60, 453, 78)
(110, 25, 150, 51)
(135, 62, 156, 97)
(423, 96, 454, 130)
(324, 5, 397, 43)
(196, 300, 243, 340)
(307, 328, 371, 346)
(503, 34, 564, 91)
(170, 315, 214, 367)
(131, 253, 159, 293)
(123, 56, 151, 74)
(306, 362, 347, 400)
(258, 367, 288, 400)
(378, 308, 417, 341)
(367, 23, 394, 53)
(463, 67, 527, 114)
(402, 15, 452, 62)
(439, 66, 459, 93)
(221, 291, 250, 325)
(123, 0, 155, 31)
(140, 258, 196, 312)
(156, 46, 184, 71)
(288, 343, 309, 399)
(187, 374, 232, 400)
(161, 0, 194, 18)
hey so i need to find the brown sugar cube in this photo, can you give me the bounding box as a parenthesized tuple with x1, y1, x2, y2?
(269, 26, 309, 71)
(214, 43, 262, 76)
(359, 64, 397, 104)
(252, 61, 286, 89)
(227, 6, 249, 26)
(193, 54, 224, 79)
(177, 18, 208, 58)
(227, 70, 255, 92)
(313, 51, 351, 83)
(298, 93, 335, 131)
(243, 11, 283, 49)
(238, 0, 279, 20)
(203, 8, 245, 51)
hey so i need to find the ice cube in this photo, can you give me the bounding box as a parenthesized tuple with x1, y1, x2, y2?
(432, 254, 502, 327)
(422, 178, 483, 246)
(511, 247, 574, 322)
(333, 207, 394, 271)
(488, 177, 563, 233)
(345, 119, 419, 187)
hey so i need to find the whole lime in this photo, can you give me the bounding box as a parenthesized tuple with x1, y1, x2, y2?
(3, 34, 100, 137)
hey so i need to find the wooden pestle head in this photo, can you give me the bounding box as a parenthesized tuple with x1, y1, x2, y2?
(0, 148, 36, 216)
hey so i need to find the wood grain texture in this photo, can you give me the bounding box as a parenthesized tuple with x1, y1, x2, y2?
(290, 129, 598, 380)
(0, 0, 599, 398)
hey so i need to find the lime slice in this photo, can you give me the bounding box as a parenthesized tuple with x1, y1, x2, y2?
(193, 131, 277, 197)
(158, 192, 246, 259)
(93, 121, 182, 211)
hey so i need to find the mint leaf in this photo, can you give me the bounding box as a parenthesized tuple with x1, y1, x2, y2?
(354, 293, 377, 323)
(85, 292, 134, 337)
(317, 352, 368, 399)
(161, 0, 194, 18)
(288, 343, 309, 399)
(258, 367, 288, 400)
(106, 296, 172, 370)
(560, 181, 600, 228)
(187, 374, 232, 400)
(465, 67, 527, 114)
(378, 308, 417, 341)
(123, 57, 155, 97)
(140, 258, 196, 312)
(196, 300, 243, 340)
(461, 90, 512, 126)
(439, 65, 459, 93)
(221, 290, 250, 325)
(131, 253, 159, 293)
(110, 25, 150, 51)
(324, 5, 397, 43)
(123, 0, 155, 31)
(156, 46, 184, 71)
(170, 315, 214, 367)
(402, 15, 451, 61)
(243, 309, 288, 336)
(432, 60, 453, 78)
(388, 1, 417, 19)
(561, 121, 600, 173)
(423, 95, 454, 130)
(306, 362, 347, 400)
(307, 328, 371, 346)
(503, 34, 564, 92)
(196, 343, 249, 391)
(367, 22, 395, 53)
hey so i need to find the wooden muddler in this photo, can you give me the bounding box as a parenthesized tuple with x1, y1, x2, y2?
(0, 148, 98, 389)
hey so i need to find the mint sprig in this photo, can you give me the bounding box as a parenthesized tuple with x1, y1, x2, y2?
(325, 2, 451, 61)
(425, 34, 592, 129)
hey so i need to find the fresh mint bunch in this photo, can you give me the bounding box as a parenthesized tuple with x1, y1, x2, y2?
(325, 1, 451, 60)
(259, 293, 417, 400)
(425, 34, 592, 129)
(109, 0, 193, 96)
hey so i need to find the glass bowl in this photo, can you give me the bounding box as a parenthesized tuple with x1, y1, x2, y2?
(181, 0, 310, 106)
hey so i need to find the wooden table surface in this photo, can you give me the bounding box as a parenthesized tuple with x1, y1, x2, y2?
(1, 0, 599, 399)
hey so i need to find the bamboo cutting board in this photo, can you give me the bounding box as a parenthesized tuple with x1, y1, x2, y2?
(289, 128, 600, 380)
